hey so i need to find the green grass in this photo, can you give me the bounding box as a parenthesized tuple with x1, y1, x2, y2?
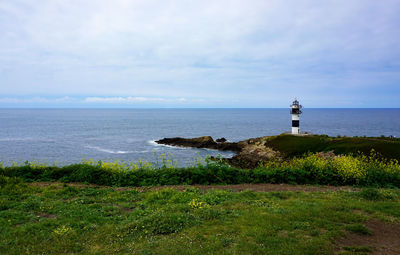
(1, 176, 400, 254)
(345, 224, 372, 235)
(265, 134, 400, 160)
(340, 246, 373, 254)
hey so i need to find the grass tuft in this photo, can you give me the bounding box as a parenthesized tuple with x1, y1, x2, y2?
(345, 224, 373, 236)
(341, 245, 373, 254)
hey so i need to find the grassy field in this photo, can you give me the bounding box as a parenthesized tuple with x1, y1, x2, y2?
(265, 134, 400, 160)
(1, 176, 399, 254)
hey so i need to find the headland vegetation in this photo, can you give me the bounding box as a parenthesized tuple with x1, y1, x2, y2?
(1, 134, 400, 188)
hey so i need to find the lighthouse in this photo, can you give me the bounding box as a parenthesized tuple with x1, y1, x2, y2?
(290, 98, 303, 134)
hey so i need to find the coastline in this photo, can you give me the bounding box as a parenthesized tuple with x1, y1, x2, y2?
(156, 133, 400, 168)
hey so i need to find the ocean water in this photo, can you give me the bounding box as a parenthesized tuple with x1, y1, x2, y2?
(0, 108, 399, 166)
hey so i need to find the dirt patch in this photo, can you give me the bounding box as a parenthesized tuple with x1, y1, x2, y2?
(29, 182, 358, 193)
(335, 219, 400, 255)
(142, 183, 357, 193)
(118, 206, 135, 213)
(30, 182, 102, 189)
(187, 183, 356, 192)
(35, 212, 57, 219)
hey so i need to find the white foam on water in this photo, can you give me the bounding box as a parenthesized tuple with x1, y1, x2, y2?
(0, 137, 54, 142)
(223, 152, 236, 158)
(137, 150, 151, 153)
(200, 148, 236, 158)
(147, 140, 236, 157)
(147, 140, 189, 149)
(147, 140, 160, 146)
(85, 145, 134, 154)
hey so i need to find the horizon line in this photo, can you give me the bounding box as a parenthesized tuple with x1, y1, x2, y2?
(0, 107, 399, 110)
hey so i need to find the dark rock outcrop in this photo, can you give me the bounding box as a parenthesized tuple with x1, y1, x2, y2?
(216, 137, 227, 143)
(155, 136, 241, 152)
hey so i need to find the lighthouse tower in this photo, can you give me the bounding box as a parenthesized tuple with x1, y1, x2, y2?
(290, 98, 303, 134)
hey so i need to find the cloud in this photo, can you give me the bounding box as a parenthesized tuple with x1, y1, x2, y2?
(0, 0, 399, 107)
(84, 96, 187, 104)
(0, 96, 73, 104)
(0, 96, 188, 103)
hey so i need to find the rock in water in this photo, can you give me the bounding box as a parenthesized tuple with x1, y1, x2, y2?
(216, 137, 227, 143)
(155, 136, 240, 151)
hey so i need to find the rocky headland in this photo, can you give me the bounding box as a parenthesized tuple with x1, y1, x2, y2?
(156, 136, 281, 168)
(155, 134, 400, 169)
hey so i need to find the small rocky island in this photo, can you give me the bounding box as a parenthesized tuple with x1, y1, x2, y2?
(156, 134, 400, 169)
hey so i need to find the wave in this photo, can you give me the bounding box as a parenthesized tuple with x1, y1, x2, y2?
(0, 137, 55, 142)
(147, 140, 236, 157)
(147, 140, 189, 150)
(85, 145, 134, 154)
(137, 150, 151, 153)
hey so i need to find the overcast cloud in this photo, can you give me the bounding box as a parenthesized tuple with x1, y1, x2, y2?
(0, 0, 399, 107)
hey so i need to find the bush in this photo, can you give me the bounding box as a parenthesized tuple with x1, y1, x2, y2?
(1, 151, 400, 188)
(0, 175, 31, 195)
(357, 188, 398, 201)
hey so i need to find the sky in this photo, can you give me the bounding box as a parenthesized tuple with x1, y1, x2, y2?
(0, 0, 399, 108)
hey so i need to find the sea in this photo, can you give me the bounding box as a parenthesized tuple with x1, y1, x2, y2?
(0, 108, 399, 166)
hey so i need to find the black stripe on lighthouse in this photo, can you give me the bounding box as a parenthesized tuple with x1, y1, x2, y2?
(292, 120, 299, 127)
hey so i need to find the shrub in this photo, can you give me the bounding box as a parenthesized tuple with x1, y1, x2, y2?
(1, 151, 400, 188)
(359, 188, 380, 200)
(0, 175, 31, 195)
